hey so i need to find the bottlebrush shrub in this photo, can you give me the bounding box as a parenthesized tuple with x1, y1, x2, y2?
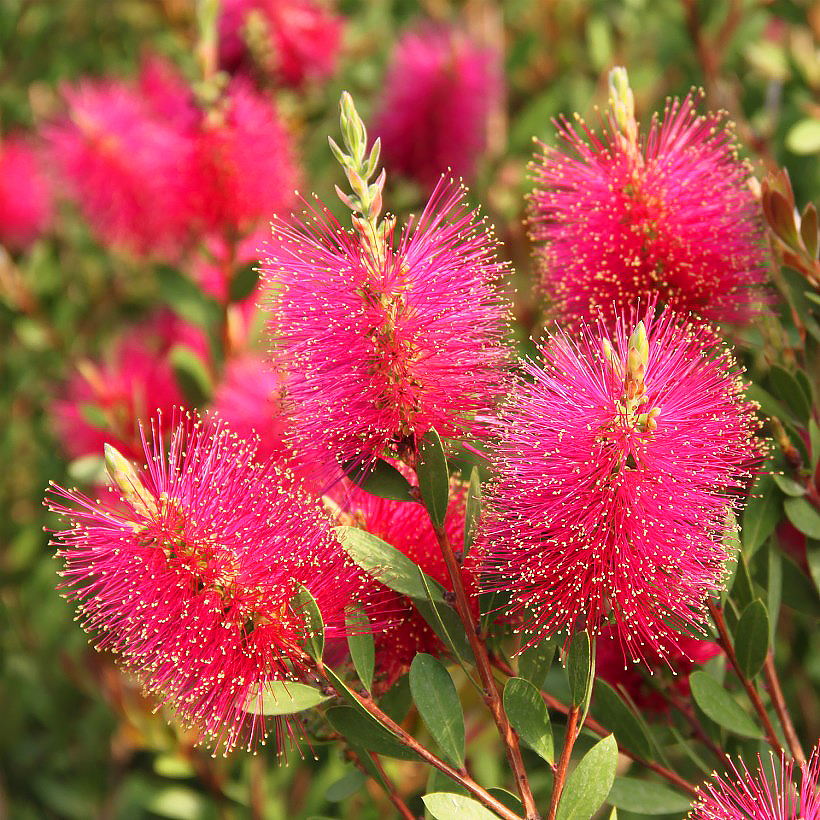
(692, 744, 820, 820)
(46, 415, 369, 753)
(372, 23, 502, 190)
(529, 89, 768, 324)
(264, 176, 511, 482)
(482, 306, 766, 664)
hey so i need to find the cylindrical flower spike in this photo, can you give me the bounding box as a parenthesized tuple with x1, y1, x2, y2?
(47, 414, 368, 754)
(482, 306, 766, 665)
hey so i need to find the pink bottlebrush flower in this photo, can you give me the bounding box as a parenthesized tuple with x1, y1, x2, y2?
(595, 622, 720, 713)
(48, 79, 193, 255)
(331, 477, 477, 689)
(47, 415, 366, 753)
(211, 354, 290, 463)
(0, 134, 52, 250)
(482, 307, 765, 665)
(186, 80, 299, 238)
(372, 24, 501, 190)
(53, 314, 206, 461)
(218, 0, 344, 88)
(264, 177, 510, 481)
(529, 92, 768, 324)
(692, 744, 820, 820)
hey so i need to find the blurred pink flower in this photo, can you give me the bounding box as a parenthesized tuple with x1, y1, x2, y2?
(692, 745, 820, 820)
(529, 93, 768, 324)
(219, 0, 344, 88)
(48, 415, 366, 753)
(482, 307, 765, 665)
(372, 24, 501, 189)
(264, 178, 510, 481)
(53, 314, 206, 461)
(0, 134, 52, 250)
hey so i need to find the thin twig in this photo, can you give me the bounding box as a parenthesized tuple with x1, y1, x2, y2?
(708, 601, 784, 755)
(763, 652, 806, 764)
(368, 752, 418, 820)
(546, 706, 579, 820)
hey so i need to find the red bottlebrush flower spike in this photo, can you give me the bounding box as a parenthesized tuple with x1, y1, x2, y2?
(692, 745, 820, 820)
(0, 134, 52, 250)
(47, 415, 366, 754)
(482, 307, 765, 665)
(372, 24, 501, 190)
(219, 0, 344, 88)
(529, 89, 768, 324)
(264, 177, 510, 481)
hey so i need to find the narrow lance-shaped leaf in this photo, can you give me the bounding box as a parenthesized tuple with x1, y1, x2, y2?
(556, 734, 618, 820)
(734, 600, 769, 680)
(742, 474, 781, 557)
(346, 607, 375, 693)
(292, 584, 324, 661)
(463, 467, 481, 559)
(244, 681, 331, 716)
(517, 635, 556, 689)
(503, 677, 553, 763)
(417, 430, 449, 529)
(784, 497, 820, 539)
(342, 458, 416, 503)
(590, 680, 653, 761)
(567, 630, 592, 708)
(689, 671, 763, 738)
(326, 706, 418, 761)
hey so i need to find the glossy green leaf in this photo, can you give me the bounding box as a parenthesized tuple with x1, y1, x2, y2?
(769, 365, 811, 423)
(326, 707, 418, 761)
(422, 793, 499, 820)
(463, 467, 481, 559)
(567, 630, 592, 708)
(772, 474, 806, 497)
(784, 497, 820, 538)
(503, 677, 553, 763)
(410, 654, 465, 767)
(346, 608, 375, 693)
(517, 636, 556, 689)
(169, 344, 213, 406)
(342, 458, 416, 502)
(556, 734, 618, 820)
(591, 680, 653, 761)
(734, 600, 769, 680)
(742, 474, 781, 556)
(338, 526, 445, 601)
(418, 430, 449, 529)
(326, 771, 365, 802)
(606, 778, 692, 814)
(244, 681, 330, 716)
(292, 584, 324, 661)
(689, 672, 763, 738)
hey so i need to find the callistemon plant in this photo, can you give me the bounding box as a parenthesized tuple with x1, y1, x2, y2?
(264, 93, 510, 481)
(47, 414, 367, 753)
(482, 307, 765, 664)
(529, 68, 768, 323)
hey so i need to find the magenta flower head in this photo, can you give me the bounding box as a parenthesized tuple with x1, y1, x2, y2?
(482, 306, 765, 664)
(47, 414, 365, 753)
(0, 133, 52, 250)
(692, 745, 820, 820)
(372, 23, 502, 190)
(529, 68, 767, 324)
(264, 177, 510, 480)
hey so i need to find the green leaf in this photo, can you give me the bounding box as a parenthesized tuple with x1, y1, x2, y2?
(784, 497, 820, 538)
(606, 778, 692, 814)
(414, 589, 475, 665)
(769, 365, 811, 423)
(346, 608, 375, 693)
(410, 654, 465, 768)
(734, 600, 769, 680)
(591, 680, 653, 761)
(810, 420, 820, 469)
(463, 468, 482, 560)
(556, 734, 618, 820)
(422, 793, 499, 820)
(326, 771, 366, 802)
(567, 630, 592, 708)
(418, 430, 450, 529)
(228, 262, 259, 304)
(380, 674, 412, 723)
(342, 458, 416, 502)
(244, 681, 331, 715)
(503, 677, 553, 763)
(780, 553, 820, 615)
(517, 636, 556, 689)
(688, 672, 763, 738)
(291, 584, 324, 661)
(156, 265, 221, 329)
(808, 540, 820, 596)
(722, 509, 741, 603)
(326, 707, 418, 761)
(742, 474, 781, 556)
(772, 474, 806, 497)
(338, 526, 445, 601)
(786, 119, 820, 155)
(169, 344, 213, 406)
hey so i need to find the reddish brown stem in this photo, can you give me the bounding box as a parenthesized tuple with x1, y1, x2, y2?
(708, 601, 783, 754)
(546, 706, 580, 820)
(368, 752, 417, 820)
(763, 652, 806, 764)
(429, 522, 540, 819)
